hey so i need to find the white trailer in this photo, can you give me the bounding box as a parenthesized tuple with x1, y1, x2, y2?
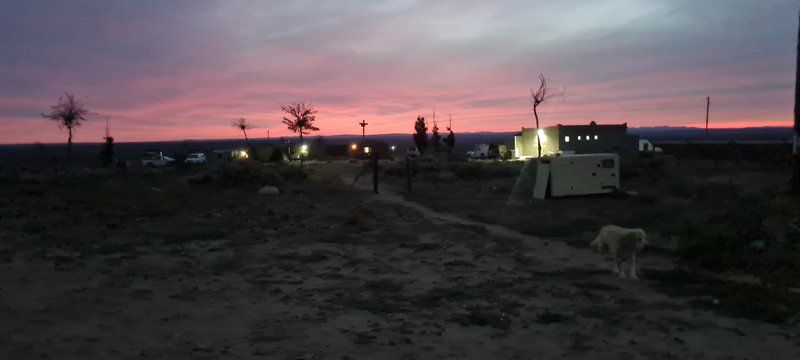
(533, 153, 620, 199)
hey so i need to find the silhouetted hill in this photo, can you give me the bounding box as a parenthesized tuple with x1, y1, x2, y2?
(1, 127, 792, 167)
(629, 126, 792, 141)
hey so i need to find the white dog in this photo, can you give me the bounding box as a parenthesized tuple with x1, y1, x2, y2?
(590, 225, 648, 279)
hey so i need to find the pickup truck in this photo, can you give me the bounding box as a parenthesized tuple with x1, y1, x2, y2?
(142, 154, 175, 167)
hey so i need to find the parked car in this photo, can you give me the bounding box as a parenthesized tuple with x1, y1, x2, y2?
(142, 154, 174, 167)
(406, 147, 421, 158)
(184, 153, 207, 165)
(467, 144, 511, 159)
(467, 144, 490, 159)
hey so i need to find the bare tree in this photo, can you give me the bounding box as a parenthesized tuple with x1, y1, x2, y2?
(232, 118, 252, 142)
(42, 93, 90, 161)
(281, 102, 319, 168)
(529, 74, 562, 158)
(793, 9, 800, 193)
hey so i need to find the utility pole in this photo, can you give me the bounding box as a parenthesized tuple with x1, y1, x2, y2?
(792, 8, 800, 193)
(359, 120, 368, 143)
(705, 96, 711, 139)
(267, 129, 270, 141)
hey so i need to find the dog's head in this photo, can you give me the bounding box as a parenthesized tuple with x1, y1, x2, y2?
(631, 228, 648, 249)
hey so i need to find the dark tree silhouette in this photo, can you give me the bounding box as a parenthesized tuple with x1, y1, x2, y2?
(42, 93, 90, 161)
(431, 119, 442, 151)
(99, 135, 114, 167)
(529, 74, 562, 158)
(281, 102, 319, 167)
(443, 116, 456, 156)
(232, 118, 252, 142)
(412, 116, 428, 154)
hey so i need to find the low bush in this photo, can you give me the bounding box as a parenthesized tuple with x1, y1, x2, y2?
(448, 162, 521, 181)
(214, 163, 306, 187)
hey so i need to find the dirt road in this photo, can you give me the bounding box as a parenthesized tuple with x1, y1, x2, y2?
(1, 166, 798, 359)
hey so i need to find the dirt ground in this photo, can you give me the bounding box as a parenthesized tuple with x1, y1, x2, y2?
(1, 160, 799, 359)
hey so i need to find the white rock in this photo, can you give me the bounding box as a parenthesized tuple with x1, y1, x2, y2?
(258, 185, 280, 195)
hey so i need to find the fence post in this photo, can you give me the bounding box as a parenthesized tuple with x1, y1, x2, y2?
(406, 156, 412, 192)
(372, 151, 379, 194)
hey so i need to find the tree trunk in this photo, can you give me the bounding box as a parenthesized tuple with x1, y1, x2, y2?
(243, 129, 249, 142)
(793, 9, 800, 193)
(372, 151, 378, 194)
(67, 126, 73, 163)
(533, 105, 542, 158)
(299, 131, 304, 171)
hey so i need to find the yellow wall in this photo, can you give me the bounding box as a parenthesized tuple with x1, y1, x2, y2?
(517, 127, 559, 157)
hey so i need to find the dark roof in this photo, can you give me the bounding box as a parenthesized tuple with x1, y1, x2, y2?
(556, 122, 627, 129)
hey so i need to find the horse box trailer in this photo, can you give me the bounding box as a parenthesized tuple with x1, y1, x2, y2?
(533, 153, 620, 199)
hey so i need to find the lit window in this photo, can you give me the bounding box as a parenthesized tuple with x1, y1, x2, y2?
(594, 135, 599, 140)
(586, 135, 590, 140)
(578, 136, 582, 140)
(564, 136, 570, 143)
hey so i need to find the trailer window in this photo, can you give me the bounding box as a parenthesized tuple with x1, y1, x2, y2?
(601, 159, 615, 168)
(577, 136, 582, 140)
(564, 136, 570, 142)
(594, 135, 599, 140)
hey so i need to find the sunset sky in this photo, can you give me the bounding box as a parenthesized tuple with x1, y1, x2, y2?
(0, 0, 797, 144)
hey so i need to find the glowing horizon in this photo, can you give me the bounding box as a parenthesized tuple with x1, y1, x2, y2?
(1, 1, 796, 145)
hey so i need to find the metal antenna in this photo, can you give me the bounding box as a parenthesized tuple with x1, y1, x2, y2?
(705, 97, 710, 139)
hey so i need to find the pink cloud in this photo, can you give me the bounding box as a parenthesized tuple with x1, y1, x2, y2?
(0, 1, 795, 144)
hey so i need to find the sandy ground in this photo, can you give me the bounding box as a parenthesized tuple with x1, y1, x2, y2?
(1, 163, 799, 359)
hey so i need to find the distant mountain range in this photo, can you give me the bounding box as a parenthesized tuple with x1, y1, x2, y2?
(1, 126, 793, 167)
(628, 126, 793, 140)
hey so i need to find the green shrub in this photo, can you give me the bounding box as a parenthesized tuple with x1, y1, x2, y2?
(215, 163, 306, 187)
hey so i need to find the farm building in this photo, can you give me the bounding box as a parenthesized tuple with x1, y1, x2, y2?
(514, 121, 639, 157)
(349, 140, 396, 160)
